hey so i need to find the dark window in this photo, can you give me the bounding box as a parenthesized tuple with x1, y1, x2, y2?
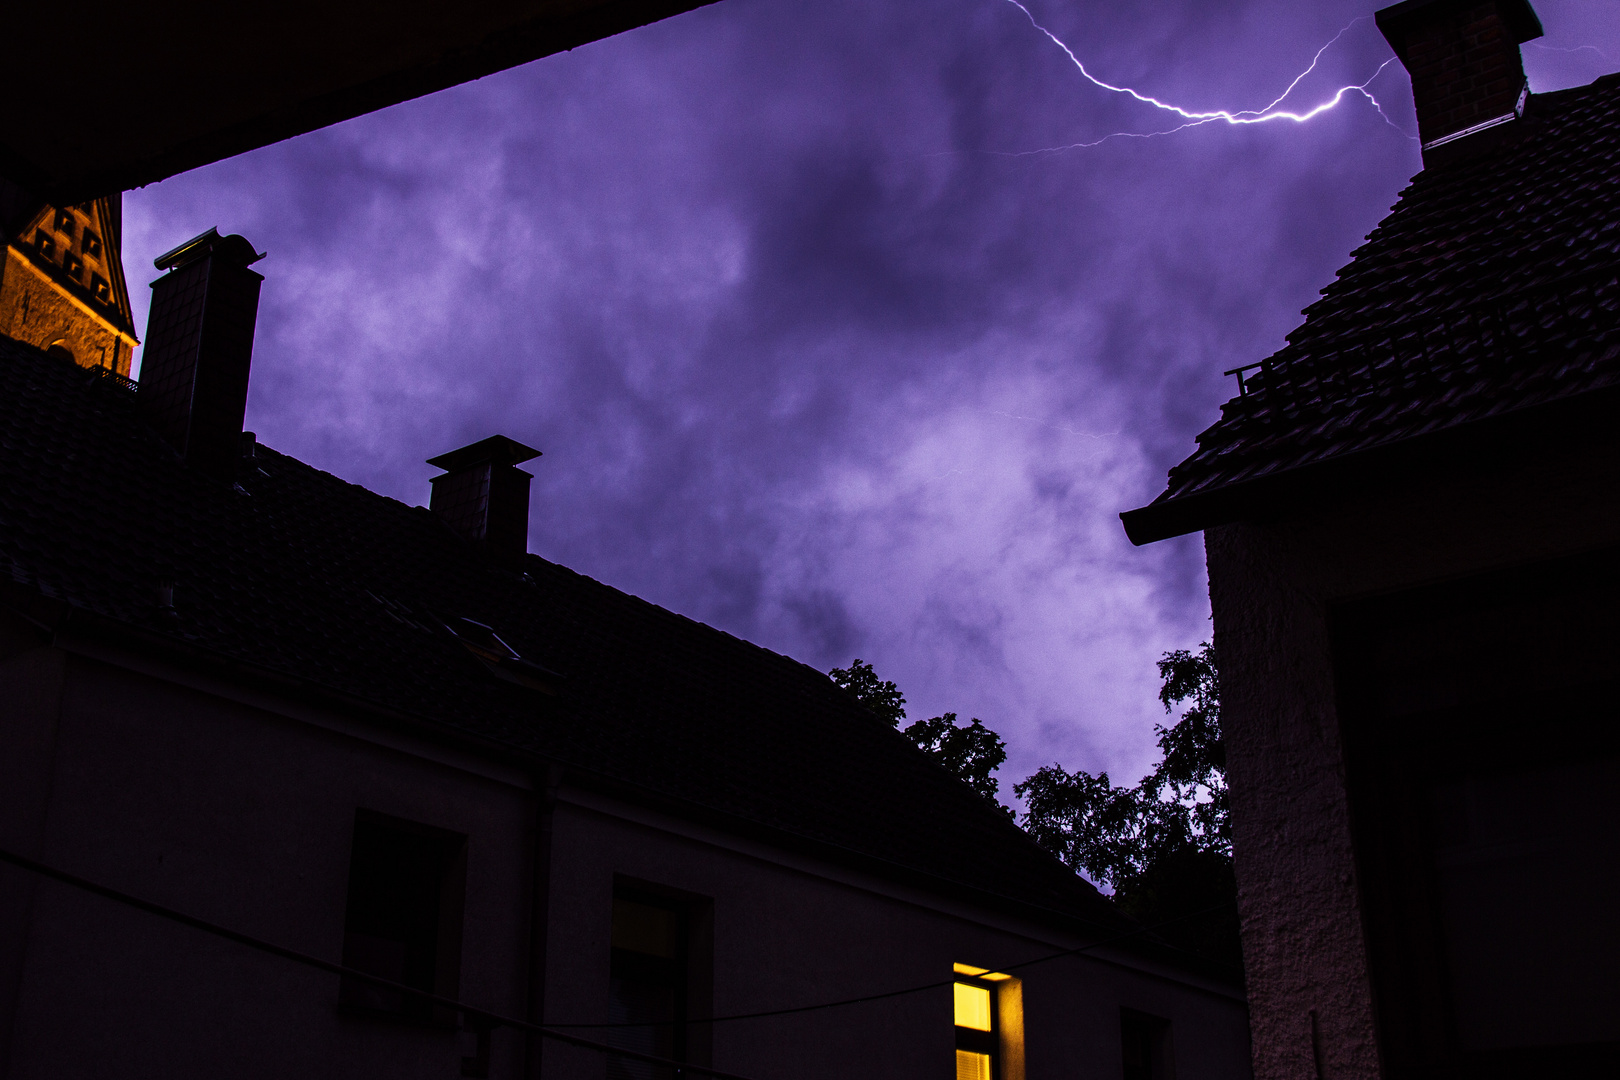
(55, 208, 75, 236)
(339, 811, 467, 1023)
(63, 253, 84, 280)
(83, 230, 102, 258)
(608, 893, 688, 1080)
(1120, 1009, 1174, 1080)
(955, 975, 998, 1080)
(34, 230, 55, 260)
(91, 275, 110, 302)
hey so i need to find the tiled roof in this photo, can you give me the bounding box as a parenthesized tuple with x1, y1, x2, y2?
(1123, 73, 1620, 544)
(0, 336, 1146, 948)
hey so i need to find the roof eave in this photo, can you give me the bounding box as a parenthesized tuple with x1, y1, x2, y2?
(1122, 379, 1620, 546)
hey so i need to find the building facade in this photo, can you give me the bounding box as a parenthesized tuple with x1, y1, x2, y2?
(1123, 2, 1620, 1078)
(0, 230, 1253, 1080)
(0, 195, 137, 375)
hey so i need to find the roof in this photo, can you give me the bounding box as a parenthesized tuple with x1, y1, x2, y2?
(1123, 73, 1620, 545)
(0, 334, 1158, 955)
(2, 0, 717, 204)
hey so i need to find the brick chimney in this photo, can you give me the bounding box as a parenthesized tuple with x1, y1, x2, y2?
(1377, 0, 1543, 165)
(427, 435, 541, 561)
(138, 228, 264, 479)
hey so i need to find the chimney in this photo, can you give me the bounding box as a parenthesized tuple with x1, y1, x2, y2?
(1377, 0, 1543, 165)
(427, 435, 541, 561)
(138, 228, 265, 479)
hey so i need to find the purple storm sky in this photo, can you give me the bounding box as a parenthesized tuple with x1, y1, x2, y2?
(120, 0, 1619, 796)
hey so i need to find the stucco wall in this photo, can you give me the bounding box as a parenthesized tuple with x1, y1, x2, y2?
(0, 614, 1253, 1080)
(0, 624, 535, 1079)
(1205, 431, 1620, 1080)
(540, 794, 1252, 1080)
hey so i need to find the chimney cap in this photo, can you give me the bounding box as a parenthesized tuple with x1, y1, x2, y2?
(427, 434, 542, 473)
(154, 227, 265, 271)
(1376, 0, 1543, 61)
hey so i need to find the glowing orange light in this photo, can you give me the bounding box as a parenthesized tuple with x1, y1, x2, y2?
(954, 982, 993, 1031)
(956, 1050, 992, 1080)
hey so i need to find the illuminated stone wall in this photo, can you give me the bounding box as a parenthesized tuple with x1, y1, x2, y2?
(0, 200, 137, 376)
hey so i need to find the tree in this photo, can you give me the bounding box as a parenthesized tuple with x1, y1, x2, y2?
(830, 661, 1010, 812)
(1015, 643, 1239, 975)
(828, 659, 907, 728)
(902, 712, 1010, 809)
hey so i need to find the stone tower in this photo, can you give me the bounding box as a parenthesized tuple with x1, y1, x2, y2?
(0, 195, 139, 376)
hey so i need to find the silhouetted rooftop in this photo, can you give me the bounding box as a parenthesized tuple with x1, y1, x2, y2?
(0, 335, 1167, 957)
(1124, 73, 1620, 544)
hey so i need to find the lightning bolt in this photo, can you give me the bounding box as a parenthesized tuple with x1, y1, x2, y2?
(998, 1, 1415, 149)
(1528, 41, 1615, 64)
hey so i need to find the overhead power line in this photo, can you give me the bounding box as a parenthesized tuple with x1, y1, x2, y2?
(0, 841, 1236, 1046)
(0, 844, 759, 1080)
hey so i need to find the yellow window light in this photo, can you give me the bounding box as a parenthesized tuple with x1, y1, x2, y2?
(954, 981, 993, 1031)
(956, 1050, 992, 1080)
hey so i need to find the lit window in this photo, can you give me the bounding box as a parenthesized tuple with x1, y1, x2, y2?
(339, 811, 468, 1022)
(954, 972, 998, 1080)
(954, 964, 1024, 1080)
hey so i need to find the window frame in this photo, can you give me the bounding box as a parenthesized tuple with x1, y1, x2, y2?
(337, 809, 469, 1026)
(954, 972, 999, 1080)
(1120, 1008, 1175, 1080)
(606, 883, 709, 1080)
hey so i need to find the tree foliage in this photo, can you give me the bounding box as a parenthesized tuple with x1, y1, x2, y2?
(830, 661, 1009, 812)
(1014, 642, 1238, 974)
(830, 647, 1238, 974)
(902, 712, 1010, 808)
(828, 659, 907, 728)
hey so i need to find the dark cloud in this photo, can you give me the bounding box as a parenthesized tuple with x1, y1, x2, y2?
(121, 0, 1617, 789)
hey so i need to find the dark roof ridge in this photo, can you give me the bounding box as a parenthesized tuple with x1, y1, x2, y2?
(3, 332, 1183, 967)
(1125, 69, 1620, 542)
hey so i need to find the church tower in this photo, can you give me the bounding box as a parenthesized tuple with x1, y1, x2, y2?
(0, 195, 139, 376)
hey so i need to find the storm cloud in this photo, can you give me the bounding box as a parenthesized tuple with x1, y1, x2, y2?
(120, 0, 1618, 791)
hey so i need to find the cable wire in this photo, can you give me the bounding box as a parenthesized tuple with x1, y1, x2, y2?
(550, 894, 1237, 1029)
(1, 841, 1236, 1037)
(0, 844, 759, 1080)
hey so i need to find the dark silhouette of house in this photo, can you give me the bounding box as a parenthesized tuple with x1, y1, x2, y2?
(0, 228, 1252, 1079)
(1123, 1, 1620, 1078)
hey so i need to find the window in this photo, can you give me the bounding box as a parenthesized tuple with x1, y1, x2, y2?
(954, 970, 999, 1080)
(91, 275, 110, 302)
(339, 810, 468, 1022)
(82, 230, 102, 258)
(54, 208, 75, 236)
(608, 893, 688, 1080)
(63, 253, 84, 280)
(34, 230, 55, 260)
(954, 964, 1023, 1080)
(443, 616, 561, 693)
(1120, 1009, 1174, 1080)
